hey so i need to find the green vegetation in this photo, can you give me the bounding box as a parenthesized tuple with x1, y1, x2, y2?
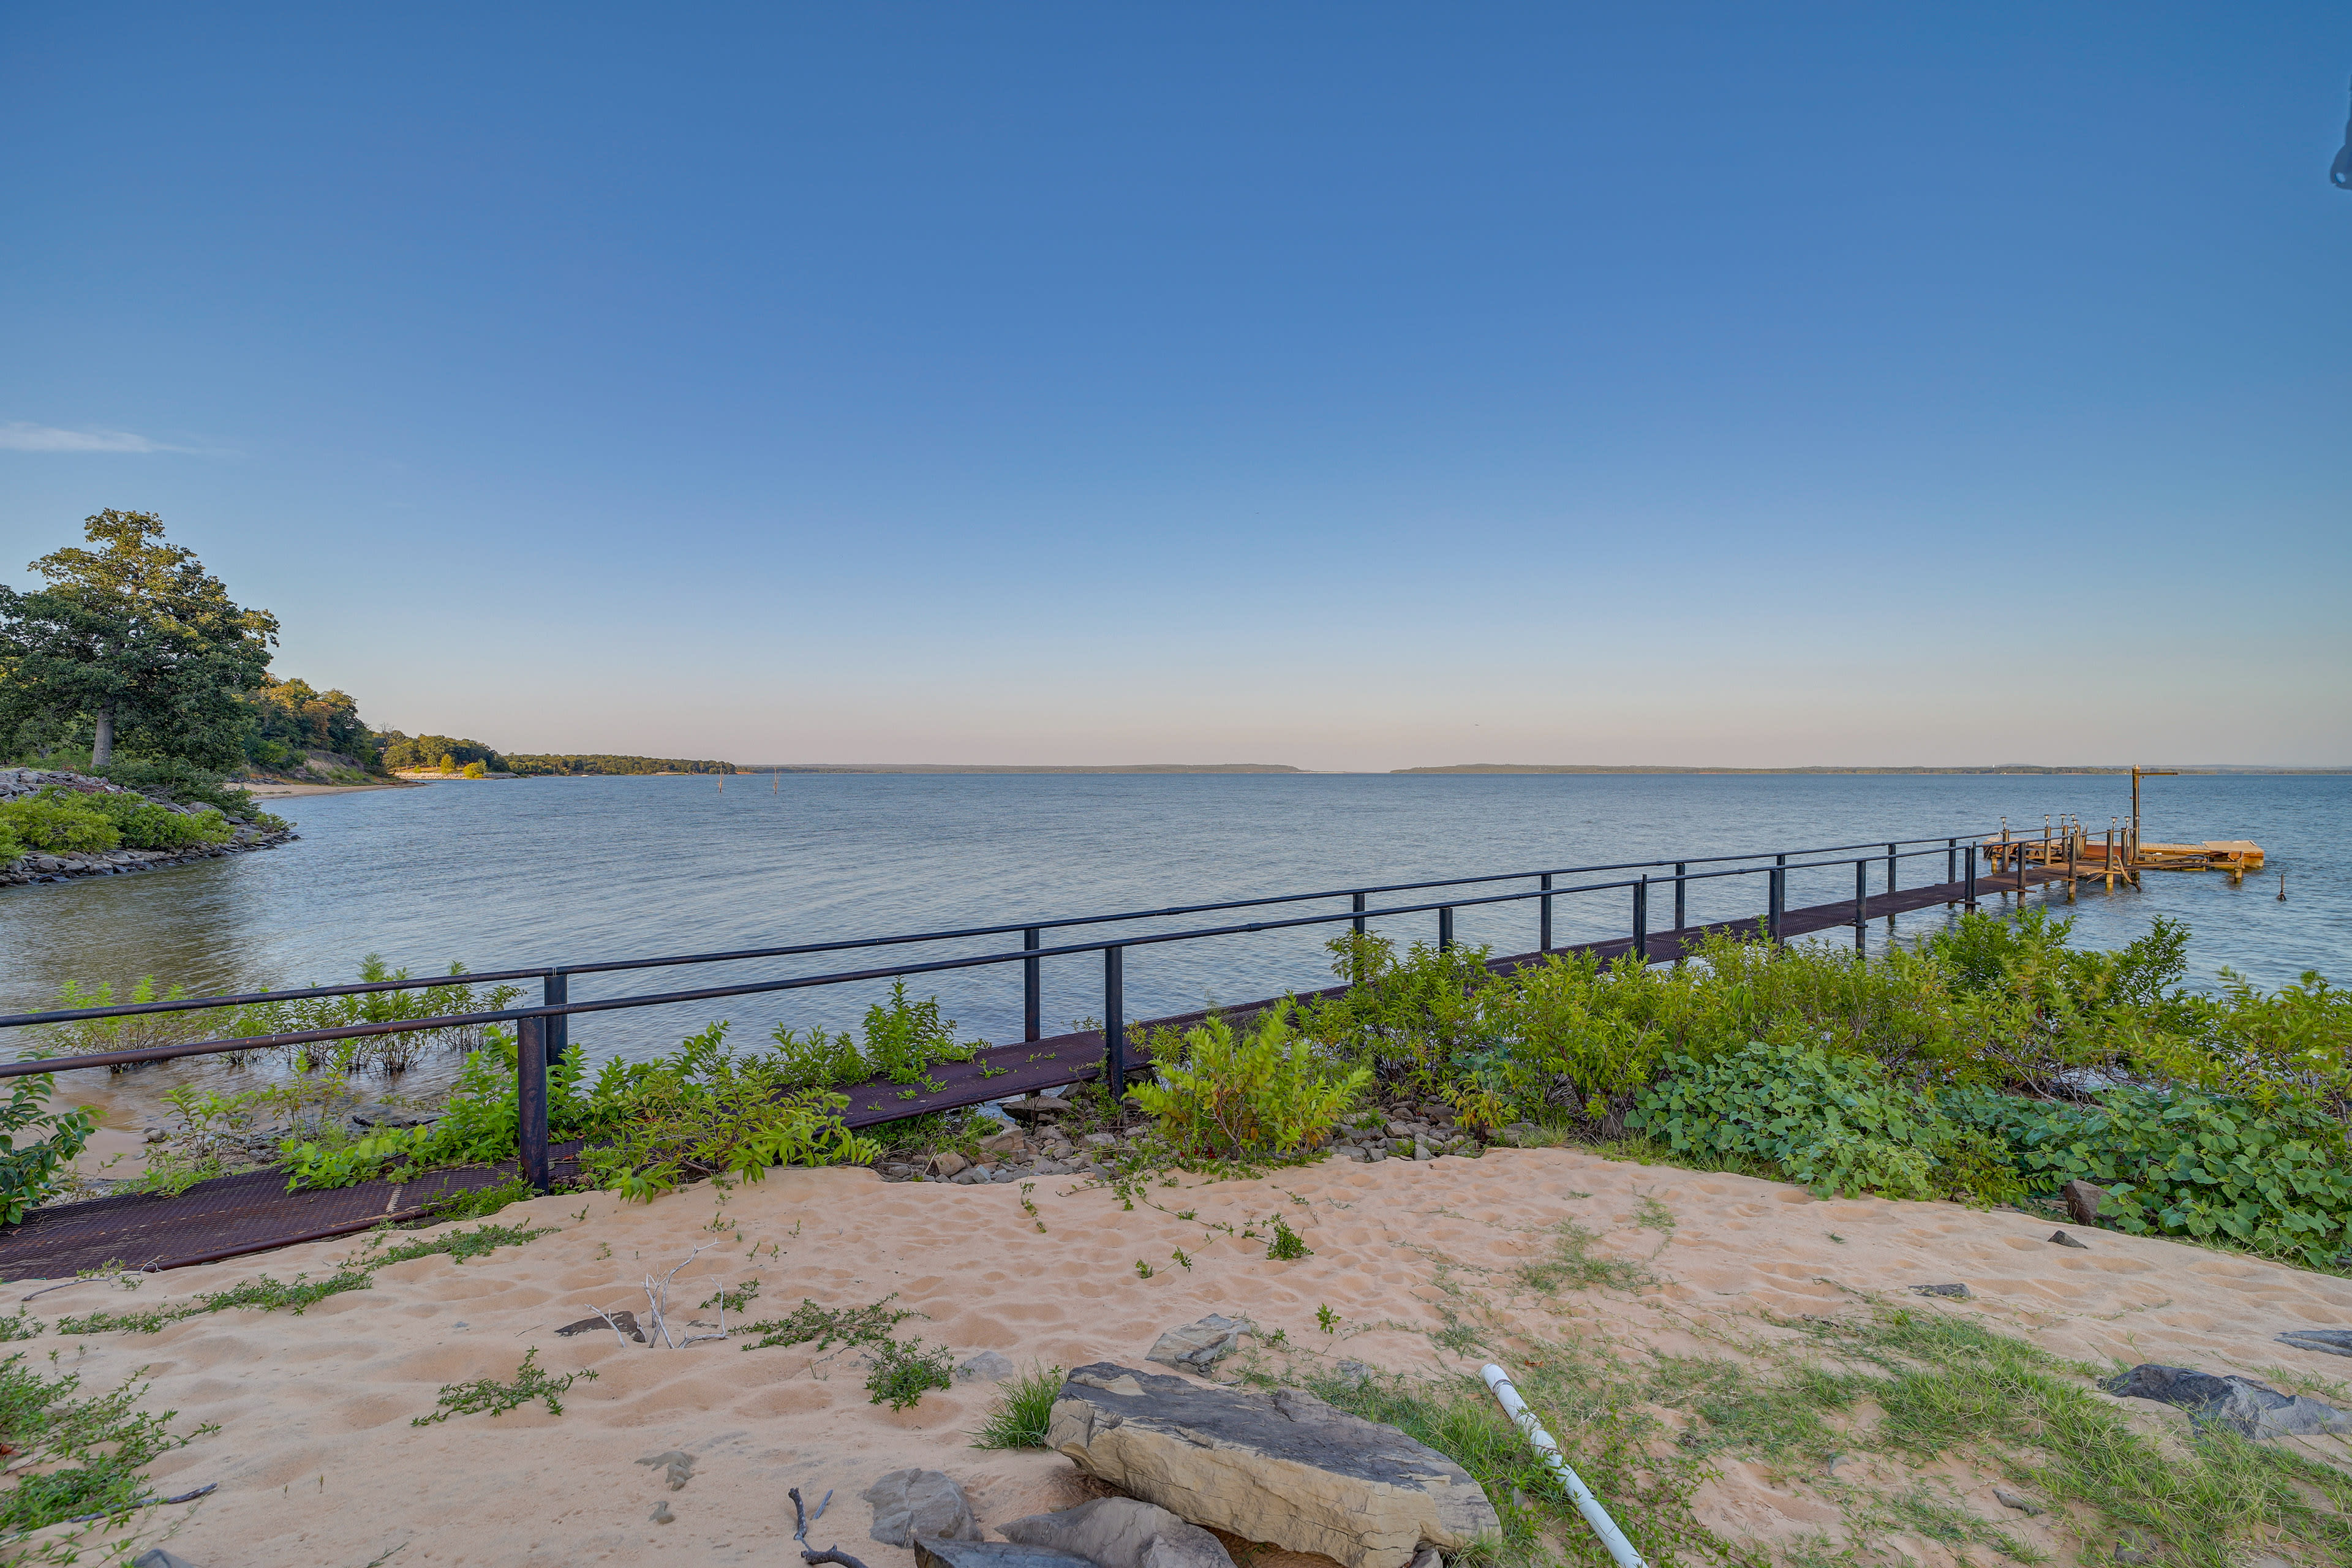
(1129, 1003, 1370, 1163)
(242, 674, 375, 773)
(0, 510, 277, 771)
(0, 1351, 213, 1542)
(0, 785, 234, 869)
(55, 1224, 550, 1335)
(739, 1294, 916, 1353)
(1234, 910, 2352, 1272)
(377, 733, 503, 771)
(973, 1361, 1065, 1449)
(0, 1072, 96, 1224)
(412, 1348, 594, 1425)
(771, 981, 986, 1087)
(505, 753, 739, 775)
(864, 1336, 955, 1411)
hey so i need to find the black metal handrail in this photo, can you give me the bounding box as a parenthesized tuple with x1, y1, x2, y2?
(0, 824, 2030, 1192)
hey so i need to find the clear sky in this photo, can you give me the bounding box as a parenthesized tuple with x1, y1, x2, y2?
(4, 4, 2347, 770)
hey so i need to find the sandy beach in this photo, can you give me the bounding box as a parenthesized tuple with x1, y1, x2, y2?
(14, 1147, 2351, 1568)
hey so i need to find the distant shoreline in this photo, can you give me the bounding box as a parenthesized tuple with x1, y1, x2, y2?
(732, 762, 2351, 777)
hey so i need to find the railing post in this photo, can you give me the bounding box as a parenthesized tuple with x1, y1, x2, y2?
(1854, 859, 1868, 949)
(1438, 907, 1454, 951)
(518, 1014, 550, 1193)
(542, 970, 567, 1068)
(1965, 845, 1978, 910)
(1103, 946, 1125, 1098)
(1632, 876, 1648, 964)
(1885, 842, 1897, 896)
(1352, 891, 1366, 937)
(1673, 861, 1686, 933)
(1766, 867, 1784, 944)
(1946, 836, 1957, 902)
(1022, 927, 1041, 1043)
(1538, 874, 1552, 952)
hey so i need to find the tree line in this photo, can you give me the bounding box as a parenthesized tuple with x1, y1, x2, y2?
(1, 511, 737, 791)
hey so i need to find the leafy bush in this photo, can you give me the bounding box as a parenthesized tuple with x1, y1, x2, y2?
(0, 1074, 97, 1225)
(864, 1336, 953, 1411)
(96, 755, 257, 816)
(770, 981, 984, 1088)
(1627, 1043, 2023, 1205)
(1130, 1003, 1370, 1163)
(0, 793, 119, 853)
(412, 1348, 592, 1424)
(574, 1022, 878, 1200)
(80, 790, 232, 850)
(0, 1353, 209, 1535)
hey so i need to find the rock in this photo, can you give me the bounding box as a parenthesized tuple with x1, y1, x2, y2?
(929, 1152, 971, 1178)
(1002, 1095, 1073, 1125)
(1407, 1549, 1441, 1568)
(2060, 1178, 2113, 1227)
(979, 1130, 1028, 1155)
(559, 1311, 646, 1342)
(1365, 1147, 1386, 1164)
(1145, 1314, 1256, 1375)
(914, 1539, 1098, 1568)
(953, 1168, 990, 1185)
(2275, 1329, 2352, 1360)
(1047, 1362, 1499, 1568)
(650, 1502, 674, 1525)
(957, 1350, 1019, 1383)
(999, 1496, 1237, 1568)
(2048, 1231, 2089, 1249)
(638, 1450, 695, 1489)
(1908, 1283, 1971, 1299)
(1083, 1133, 1118, 1148)
(1343, 1146, 1370, 1163)
(133, 1552, 202, 1568)
(1410, 1141, 1433, 1163)
(1992, 1487, 2041, 1516)
(1332, 1361, 1374, 1385)
(864, 1469, 982, 1547)
(2103, 1364, 2352, 1440)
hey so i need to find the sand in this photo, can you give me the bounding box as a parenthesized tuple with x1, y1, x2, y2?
(15, 1149, 2352, 1567)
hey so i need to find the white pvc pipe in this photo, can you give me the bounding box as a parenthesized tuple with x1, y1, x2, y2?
(1482, 1363, 1649, 1568)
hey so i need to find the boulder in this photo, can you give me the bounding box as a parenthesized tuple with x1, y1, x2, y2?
(1047, 1362, 1498, 1568)
(2060, 1178, 2113, 1227)
(864, 1469, 983, 1547)
(914, 1539, 1097, 1568)
(929, 1152, 972, 1178)
(2101, 1364, 2352, 1440)
(1145, 1314, 1255, 1375)
(999, 1497, 1236, 1568)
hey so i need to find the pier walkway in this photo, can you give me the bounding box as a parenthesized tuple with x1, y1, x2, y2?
(0, 864, 2057, 1283)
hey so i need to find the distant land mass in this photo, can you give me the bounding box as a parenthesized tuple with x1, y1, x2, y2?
(742, 763, 1307, 774)
(1389, 764, 2351, 775)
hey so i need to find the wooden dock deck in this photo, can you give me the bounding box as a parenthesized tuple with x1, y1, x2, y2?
(0, 866, 2054, 1281)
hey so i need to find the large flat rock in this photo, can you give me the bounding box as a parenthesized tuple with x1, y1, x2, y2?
(1046, 1363, 1498, 1568)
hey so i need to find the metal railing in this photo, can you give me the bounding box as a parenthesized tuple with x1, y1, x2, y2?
(0, 825, 2030, 1192)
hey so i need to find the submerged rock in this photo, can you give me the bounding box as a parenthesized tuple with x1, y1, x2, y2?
(1047, 1362, 1498, 1568)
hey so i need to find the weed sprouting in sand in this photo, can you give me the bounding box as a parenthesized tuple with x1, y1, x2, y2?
(972, 1362, 1064, 1449)
(366, 1221, 552, 1268)
(863, 1338, 952, 1411)
(1265, 1215, 1311, 1261)
(1514, 1221, 1653, 1293)
(57, 1268, 378, 1335)
(412, 1348, 594, 1425)
(737, 1294, 915, 1354)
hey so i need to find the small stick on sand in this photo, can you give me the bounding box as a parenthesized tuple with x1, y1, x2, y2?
(803, 1551, 871, 1568)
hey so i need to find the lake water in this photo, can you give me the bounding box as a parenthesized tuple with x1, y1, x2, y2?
(7, 772, 2345, 1126)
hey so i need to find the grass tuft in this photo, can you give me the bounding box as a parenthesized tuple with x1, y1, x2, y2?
(972, 1361, 1065, 1449)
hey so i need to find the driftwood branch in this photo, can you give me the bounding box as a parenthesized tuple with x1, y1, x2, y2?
(803, 1550, 872, 1568)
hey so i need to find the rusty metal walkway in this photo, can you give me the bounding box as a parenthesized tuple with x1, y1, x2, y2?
(0, 869, 2043, 1282)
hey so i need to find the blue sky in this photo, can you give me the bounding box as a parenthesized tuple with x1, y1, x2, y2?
(3, 4, 2347, 769)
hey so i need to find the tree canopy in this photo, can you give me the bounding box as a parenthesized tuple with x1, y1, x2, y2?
(0, 511, 279, 769)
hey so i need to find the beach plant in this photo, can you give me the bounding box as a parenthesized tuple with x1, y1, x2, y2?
(739, 1294, 916, 1354)
(57, 1267, 377, 1334)
(0, 1352, 214, 1541)
(972, 1362, 1064, 1449)
(864, 1336, 954, 1412)
(0, 1072, 96, 1224)
(1514, 1221, 1654, 1293)
(1129, 1003, 1370, 1164)
(1264, 1214, 1312, 1261)
(412, 1348, 594, 1425)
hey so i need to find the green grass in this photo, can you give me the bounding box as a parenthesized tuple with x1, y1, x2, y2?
(1513, 1221, 1655, 1293)
(972, 1361, 1065, 1449)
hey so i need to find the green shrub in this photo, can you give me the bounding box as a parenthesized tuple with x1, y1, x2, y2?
(96, 755, 257, 816)
(769, 980, 984, 1088)
(0, 1074, 97, 1225)
(1130, 1003, 1370, 1163)
(0, 794, 118, 853)
(1627, 1042, 2023, 1205)
(864, 1337, 952, 1411)
(80, 791, 232, 850)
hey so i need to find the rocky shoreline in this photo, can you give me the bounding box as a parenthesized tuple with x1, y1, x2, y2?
(0, 767, 299, 888)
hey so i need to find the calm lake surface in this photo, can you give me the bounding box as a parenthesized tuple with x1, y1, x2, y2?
(7, 772, 2345, 1125)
